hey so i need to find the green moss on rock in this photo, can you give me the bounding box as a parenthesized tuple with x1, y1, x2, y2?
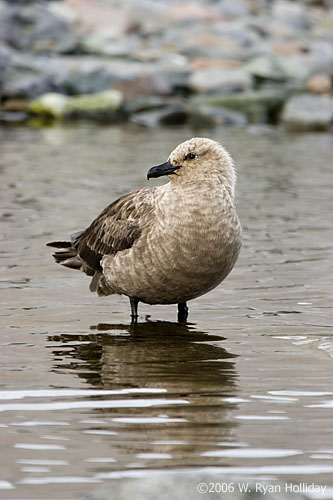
(28, 93, 68, 118)
(65, 90, 123, 114)
(28, 90, 124, 121)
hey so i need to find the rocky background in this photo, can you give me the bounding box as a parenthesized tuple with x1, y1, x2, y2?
(0, 0, 332, 130)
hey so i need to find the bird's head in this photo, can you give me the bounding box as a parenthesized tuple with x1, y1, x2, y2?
(147, 137, 236, 197)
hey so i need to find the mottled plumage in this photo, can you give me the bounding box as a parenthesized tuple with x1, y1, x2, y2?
(47, 137, 242, 322)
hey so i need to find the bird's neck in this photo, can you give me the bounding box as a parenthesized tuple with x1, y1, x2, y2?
(167, 174, 235, 200)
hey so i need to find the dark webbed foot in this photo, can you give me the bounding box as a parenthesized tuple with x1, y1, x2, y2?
(129, 297, 139, 324)
(178, 302, 188, 322)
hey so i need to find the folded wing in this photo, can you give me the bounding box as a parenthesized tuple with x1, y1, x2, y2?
(47, 188, 156, 292)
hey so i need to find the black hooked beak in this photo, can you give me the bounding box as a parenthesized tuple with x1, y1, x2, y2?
(147, 160, 180, 180)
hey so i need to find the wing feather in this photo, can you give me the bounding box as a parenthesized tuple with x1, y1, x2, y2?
(74, 188, 155, 272)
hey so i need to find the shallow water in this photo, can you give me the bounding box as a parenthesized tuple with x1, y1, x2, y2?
(0, 125, 332, 499)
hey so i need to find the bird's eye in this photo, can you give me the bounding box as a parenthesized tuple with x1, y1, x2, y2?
(187, 153, 196, 160)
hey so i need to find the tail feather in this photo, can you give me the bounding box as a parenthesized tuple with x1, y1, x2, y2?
(47, 239, 96, 273)
(47, 240, 82, 269)
(47, 238, 108, 294)
(51, 248, 76, 263)
(58, 256, 83, 270)
(46, 241, 72, 249)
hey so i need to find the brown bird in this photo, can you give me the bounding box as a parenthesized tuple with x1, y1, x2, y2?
(47, 137, 242, 323)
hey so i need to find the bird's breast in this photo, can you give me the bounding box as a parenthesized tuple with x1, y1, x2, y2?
(144, 185, 241, 293)
(103, 183, 241, 304)
(155, 183, 240, 252)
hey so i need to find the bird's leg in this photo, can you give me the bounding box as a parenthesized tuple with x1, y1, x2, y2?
(178, 302, 188, 322)
(129, 297, 139, 324)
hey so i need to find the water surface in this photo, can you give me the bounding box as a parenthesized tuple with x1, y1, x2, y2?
(0, 125, 332, 499)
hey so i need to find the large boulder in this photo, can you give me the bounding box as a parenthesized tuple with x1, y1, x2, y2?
(246, 43, 333, 84)
(281, 93, 332, 131)
(0, 50, 68, 99)
(1, 67, 55, 99)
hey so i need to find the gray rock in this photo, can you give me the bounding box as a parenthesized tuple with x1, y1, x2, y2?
(3, 0, 56, 3)
(0, 50, 68, 99)
(1, 69, 55, 99)
(0, 43, 14, 87)
(0, 111, 28, 124)
(182, 42, 246, 63)
(63, 69, 115, 95)
(206, 106, 248, 127)
(49, 56, 159, 90)
(131, 102, 189, 127)
(189, 105, 248, 128)
(213, 21, 263, 51)
(191, 89, 287, 123)
(125, 96, 169, 114)
(246, 55, 287, 82)
(246, 43, 333, 84)
(308, 41, 333, 76)
(124, 0, 168, 37)
(113, 74, 172, 100)
(159, 70, 191, 95)
(281, 93, 332, 131)
(0, 4, 78, 54)
(313, 9, 333, 38)
(82, 31, 139, 58)
(271, 0, 312, 30)
(217, 0, 253, 19)
(88, 472, 310, 500)
(189, 68, 252, 94)
(278, 52, 333, 82)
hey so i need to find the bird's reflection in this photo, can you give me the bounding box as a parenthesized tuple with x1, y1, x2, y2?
(48, 322, 239, 466)
(50, 321, 237, 390)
